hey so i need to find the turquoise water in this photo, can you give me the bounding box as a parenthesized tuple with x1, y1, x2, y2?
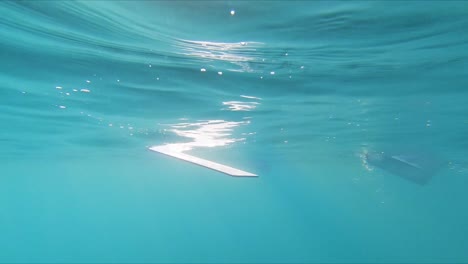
(1, 1, 468, 262)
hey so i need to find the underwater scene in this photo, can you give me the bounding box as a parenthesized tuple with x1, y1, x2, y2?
(1, 1, 468, 263)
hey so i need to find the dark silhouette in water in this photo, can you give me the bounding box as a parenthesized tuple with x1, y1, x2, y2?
(365, 151, 442, 185)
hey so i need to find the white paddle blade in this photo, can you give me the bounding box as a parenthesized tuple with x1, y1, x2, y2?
(149, 146, 257, 177)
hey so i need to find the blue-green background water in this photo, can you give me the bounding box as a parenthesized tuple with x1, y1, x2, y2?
(1, 1, 468, 263)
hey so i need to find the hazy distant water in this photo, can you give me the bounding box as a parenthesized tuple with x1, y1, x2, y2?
(1, 1, 468, 263)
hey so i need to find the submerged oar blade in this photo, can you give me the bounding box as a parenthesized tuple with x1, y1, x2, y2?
(366, 151, 441, 185)
(149, 146, 257, 177)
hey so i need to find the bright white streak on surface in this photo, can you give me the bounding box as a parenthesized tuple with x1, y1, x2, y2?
(150, 119, 256, 176)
